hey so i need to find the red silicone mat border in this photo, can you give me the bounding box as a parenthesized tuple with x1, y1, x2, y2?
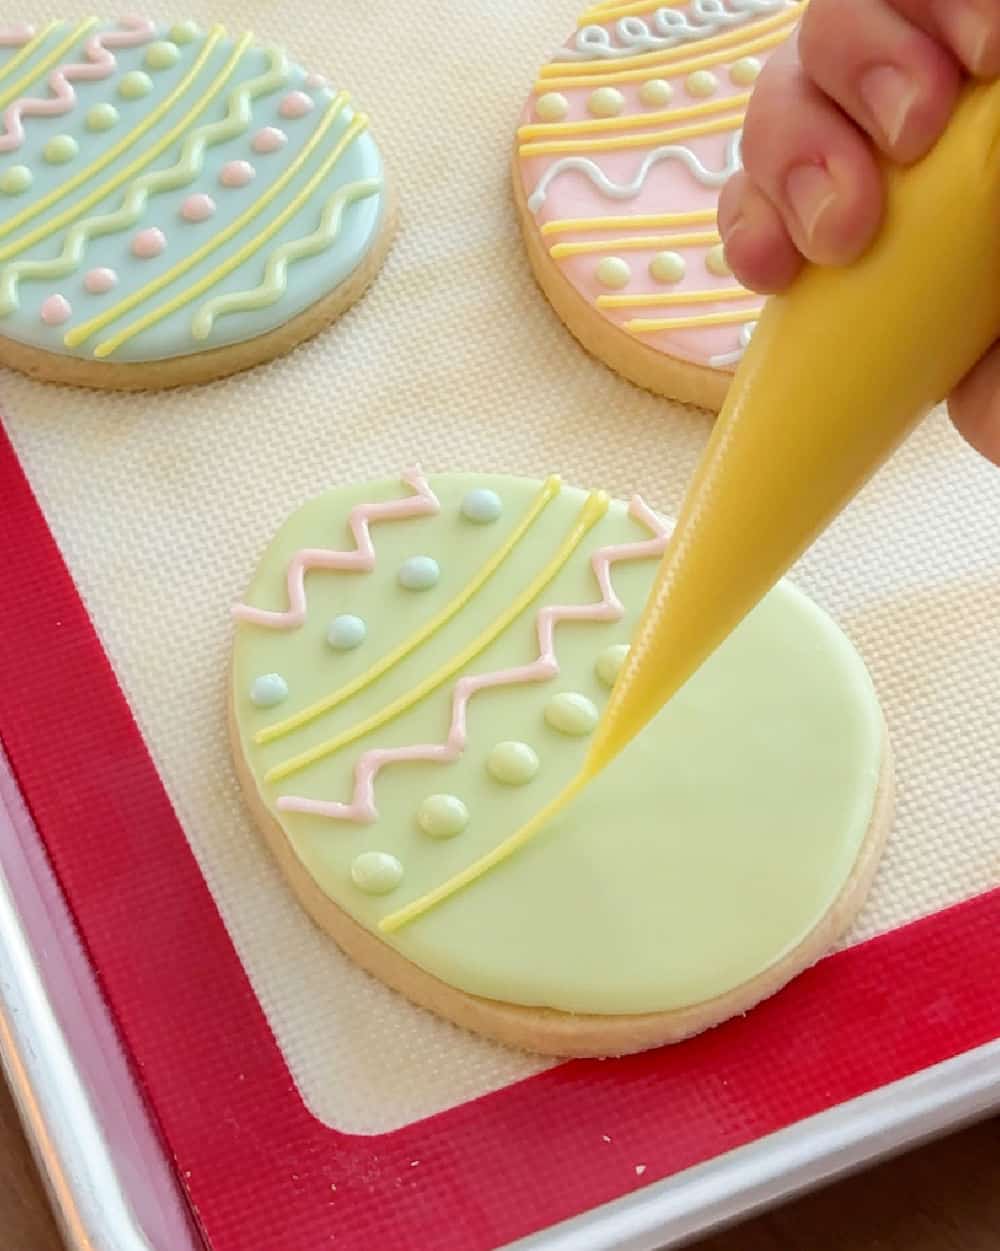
(1, 421, 998, 1251)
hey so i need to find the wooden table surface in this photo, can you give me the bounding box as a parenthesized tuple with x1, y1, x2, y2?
(1, 1072, 998, 1251)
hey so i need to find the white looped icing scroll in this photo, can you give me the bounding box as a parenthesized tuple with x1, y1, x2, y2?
(554, 0, 788, 61)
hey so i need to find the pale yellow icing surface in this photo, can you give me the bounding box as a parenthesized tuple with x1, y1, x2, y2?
(231, 474, 884, 1015)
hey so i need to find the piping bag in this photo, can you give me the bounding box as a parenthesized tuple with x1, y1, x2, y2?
(379, 77, 1000, 934)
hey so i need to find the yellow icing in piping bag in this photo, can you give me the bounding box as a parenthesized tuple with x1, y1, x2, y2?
(585, 75, 1000, 777)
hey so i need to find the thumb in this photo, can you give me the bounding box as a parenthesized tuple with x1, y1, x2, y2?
(949, 341, 1000, 465)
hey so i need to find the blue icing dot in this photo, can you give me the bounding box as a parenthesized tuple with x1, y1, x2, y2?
(461, 488, 503, 524)
(399, 555, 440, 591)
(250, 673, 288, 708)
(327, 614, 367, 650)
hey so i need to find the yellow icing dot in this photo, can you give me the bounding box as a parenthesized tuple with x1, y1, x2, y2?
(43, 134, 78, 164)
(588, 86, 625, 117)
(650, 252, 686, 284)
(535, 91, 569, 122)
(730, 57, 762, 86)
(686, 70, 718, 98)
(706, 243, 732, 276)
(119, 70, 153, 100)
(596, 256, 631, 289)
(351, 851, 403, 895)
(0, 164, 31, 194)
(145, 40, 180, 70)
(545, 692, 599, 737)
(417, 794, 469, 839)
(487, 741, 539, 786)
(639, 79, 673, 107)
(168, 20, 199, 43)
(86, 102, 119, 131)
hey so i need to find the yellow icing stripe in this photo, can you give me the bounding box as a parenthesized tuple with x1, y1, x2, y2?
(597, 286, 756, 309)
(65, 91, 350, 353)
(265, 491, 610, 785)
(0, 18, 97, 112)
(380, 772, 593, 934)
(0, 27, 231, 257)
(547, 3, 803, 78)
(580, 0, 688, 22)
(537, 25, 793, 90)
(540, 209, 717, 237)
(0, 21, 61, 88)
(519, 91, 751, 140)
(256, 476, 564, 746)
(550, 231, 719, 258)
(519, 111, 743, 157)
(625, 309, 758, 333)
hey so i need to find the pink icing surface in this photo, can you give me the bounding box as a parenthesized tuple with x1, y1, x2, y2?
(518, 1, 800, 369)
(277, 496, 669, 824)
(40, 293, 71, 325)
(0, 25, 34, 46)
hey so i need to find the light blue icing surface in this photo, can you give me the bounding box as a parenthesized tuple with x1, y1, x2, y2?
(0, 20, 385, 362)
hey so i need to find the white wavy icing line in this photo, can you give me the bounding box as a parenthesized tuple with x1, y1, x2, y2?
(276, 495, 669, 824)
(527, 131, 742, 212)
(0, 25, 35, 47)
(555, 0, 785, 61)
(233, 469, 440, 631)
(0, 16, 156, 153)
(709, 317, 757, 367)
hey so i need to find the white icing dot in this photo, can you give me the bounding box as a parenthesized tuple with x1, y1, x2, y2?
(639, 79, 673, 107)
(650, 251, 686, 284)
(686, 70, 718, 98)
(279, 90, 314, 119)
(351, 851, 403, 895)
(596, 256, 631, 289)
(252, 126, 287, 154)
(461, 488, 502, 524)
(83, 267, 118, 294)
(398, 555, 440, 591)
(596, 644, 629, 688)
(730, 57, 762, 86)
(417, 794, 469, 840)
(535, 91, 569, 122)
(706, 243, 731, 277)
(250, 673, 288, 708)
(588, 86, 626, 117)
(545, 692, 599, 737)
(132, 227, 166, 259)
(487, 741, 540, 786)
(181, 192, 216, 222)
(220, 159, 255, 188)
(40, 294, 71, 326)
(326, 614, 367, 650)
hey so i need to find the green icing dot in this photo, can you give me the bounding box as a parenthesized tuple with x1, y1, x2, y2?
(351, 852, 403, 896)
(119, 71, 153, 99)
(545, 692, 599, 737)
(86, 102, 119, 132)
(145, 40, 180, 70)
(487, 741, 539, 786)
(43, 135, 78, 164)
(0, 165, 32, 195)
(596, 643, 629, 688)
(169, 20, 199, 43)
(417, 794, 469, 840)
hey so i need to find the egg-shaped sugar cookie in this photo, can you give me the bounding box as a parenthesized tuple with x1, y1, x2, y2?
(230, 470, 893, 1058)
(514, 0, 803, 410)
(0, 18, 393, 389)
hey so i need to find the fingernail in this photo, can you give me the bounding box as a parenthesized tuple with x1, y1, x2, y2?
(947, 3, 995, 73)
(784, 164, 837, 246)
(858, 64, 917, 146)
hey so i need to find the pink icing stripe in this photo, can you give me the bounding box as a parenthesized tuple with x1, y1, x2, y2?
(0, 25, 35, 46)
(277, 496, 669, 823)
(233, 469, 440, 631)
(0, 16, 156, 153)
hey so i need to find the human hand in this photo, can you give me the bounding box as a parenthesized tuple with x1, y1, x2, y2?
(718, 0, 1000, 463)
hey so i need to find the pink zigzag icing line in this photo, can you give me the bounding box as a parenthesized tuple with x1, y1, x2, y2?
(0, 16, 156, 153)
(0, 26, 35, 47)
(277, 495, 669, 824)
(233, 468, 441, 631)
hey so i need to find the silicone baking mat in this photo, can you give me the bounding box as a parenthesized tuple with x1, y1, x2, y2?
(0, 0, 999, 1247)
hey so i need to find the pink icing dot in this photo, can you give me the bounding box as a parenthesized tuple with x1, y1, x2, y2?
(181, 192, 216, 222)
(252, 126, 287, 154)
(220, 159, 255, 188)
(132, 227, 166, 259)
(304, 72, 327, 90)
(279, 90, 313, 119)
(83, 267, 118, 294)
(40, 294, 71, 326)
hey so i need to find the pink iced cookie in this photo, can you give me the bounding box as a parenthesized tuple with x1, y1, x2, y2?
(514, 0, 802, 410)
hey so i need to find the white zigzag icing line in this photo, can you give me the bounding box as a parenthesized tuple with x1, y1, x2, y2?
(277, 495, 670, 824)
(0, 16, 156, 153)
(555, 0, 786, 61)
(233, 469, 440, 631)
(527, 132, 742, 212)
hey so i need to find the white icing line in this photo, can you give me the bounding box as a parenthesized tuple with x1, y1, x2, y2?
(708, 317, 757, 367)
(554, 0, 786, 61)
